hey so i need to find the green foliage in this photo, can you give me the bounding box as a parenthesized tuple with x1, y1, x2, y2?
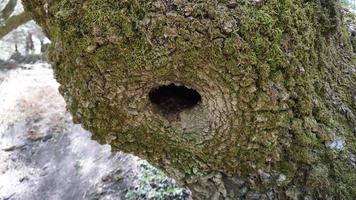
(125, 161, 189, 200)
(74, 160, 82, 169)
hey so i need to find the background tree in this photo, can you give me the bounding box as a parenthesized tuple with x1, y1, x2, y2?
(23, 0, 356, 199)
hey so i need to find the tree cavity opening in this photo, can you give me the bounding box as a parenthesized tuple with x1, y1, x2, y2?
(149, 83, 201, 119)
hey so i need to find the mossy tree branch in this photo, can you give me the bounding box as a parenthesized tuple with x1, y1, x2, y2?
(0, 11, 31, 39)
(23, 0, 356, 199)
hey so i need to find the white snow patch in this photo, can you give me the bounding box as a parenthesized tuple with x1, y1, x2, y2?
(0, 63, 57, 198)
(0, 64, 140, 200)
(0, 63, 54, 128)
(10, 0, 24, 17)
(0, 21, 49, 60)
(0, 0, 9, 10)
(326, 137, 346, 150)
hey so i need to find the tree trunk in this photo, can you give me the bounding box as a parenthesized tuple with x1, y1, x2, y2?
(23, 0, 355, 199)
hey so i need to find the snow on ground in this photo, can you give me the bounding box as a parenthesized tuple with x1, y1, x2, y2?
(343, 0, 356, 13)
(0, 63, 140, 200)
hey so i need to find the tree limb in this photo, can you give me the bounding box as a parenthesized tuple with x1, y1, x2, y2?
(0, 12, 31, 39)
(0, 0, 18, 20)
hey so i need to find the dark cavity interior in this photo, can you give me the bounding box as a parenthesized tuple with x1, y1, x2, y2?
(149, 83, 201, 118)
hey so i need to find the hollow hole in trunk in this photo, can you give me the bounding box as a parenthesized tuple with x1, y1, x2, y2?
(149, 83, 201, 119)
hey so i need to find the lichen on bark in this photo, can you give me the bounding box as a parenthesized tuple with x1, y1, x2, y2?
(23, 0, 355, 199)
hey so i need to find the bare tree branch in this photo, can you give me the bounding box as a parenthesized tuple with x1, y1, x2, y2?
(22, 0, 51, 38)
(0, 0, 18, 20)
(0, 12, 31, 39)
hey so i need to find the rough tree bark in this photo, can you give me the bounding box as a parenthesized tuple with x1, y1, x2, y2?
(23, 0, 355, 199)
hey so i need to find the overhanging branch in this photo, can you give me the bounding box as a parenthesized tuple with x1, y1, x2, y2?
(0, 0, 18, 20)
(0, 12, 31, 39)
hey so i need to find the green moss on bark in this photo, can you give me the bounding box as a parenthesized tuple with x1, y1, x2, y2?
(24, 0, 356, 199)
